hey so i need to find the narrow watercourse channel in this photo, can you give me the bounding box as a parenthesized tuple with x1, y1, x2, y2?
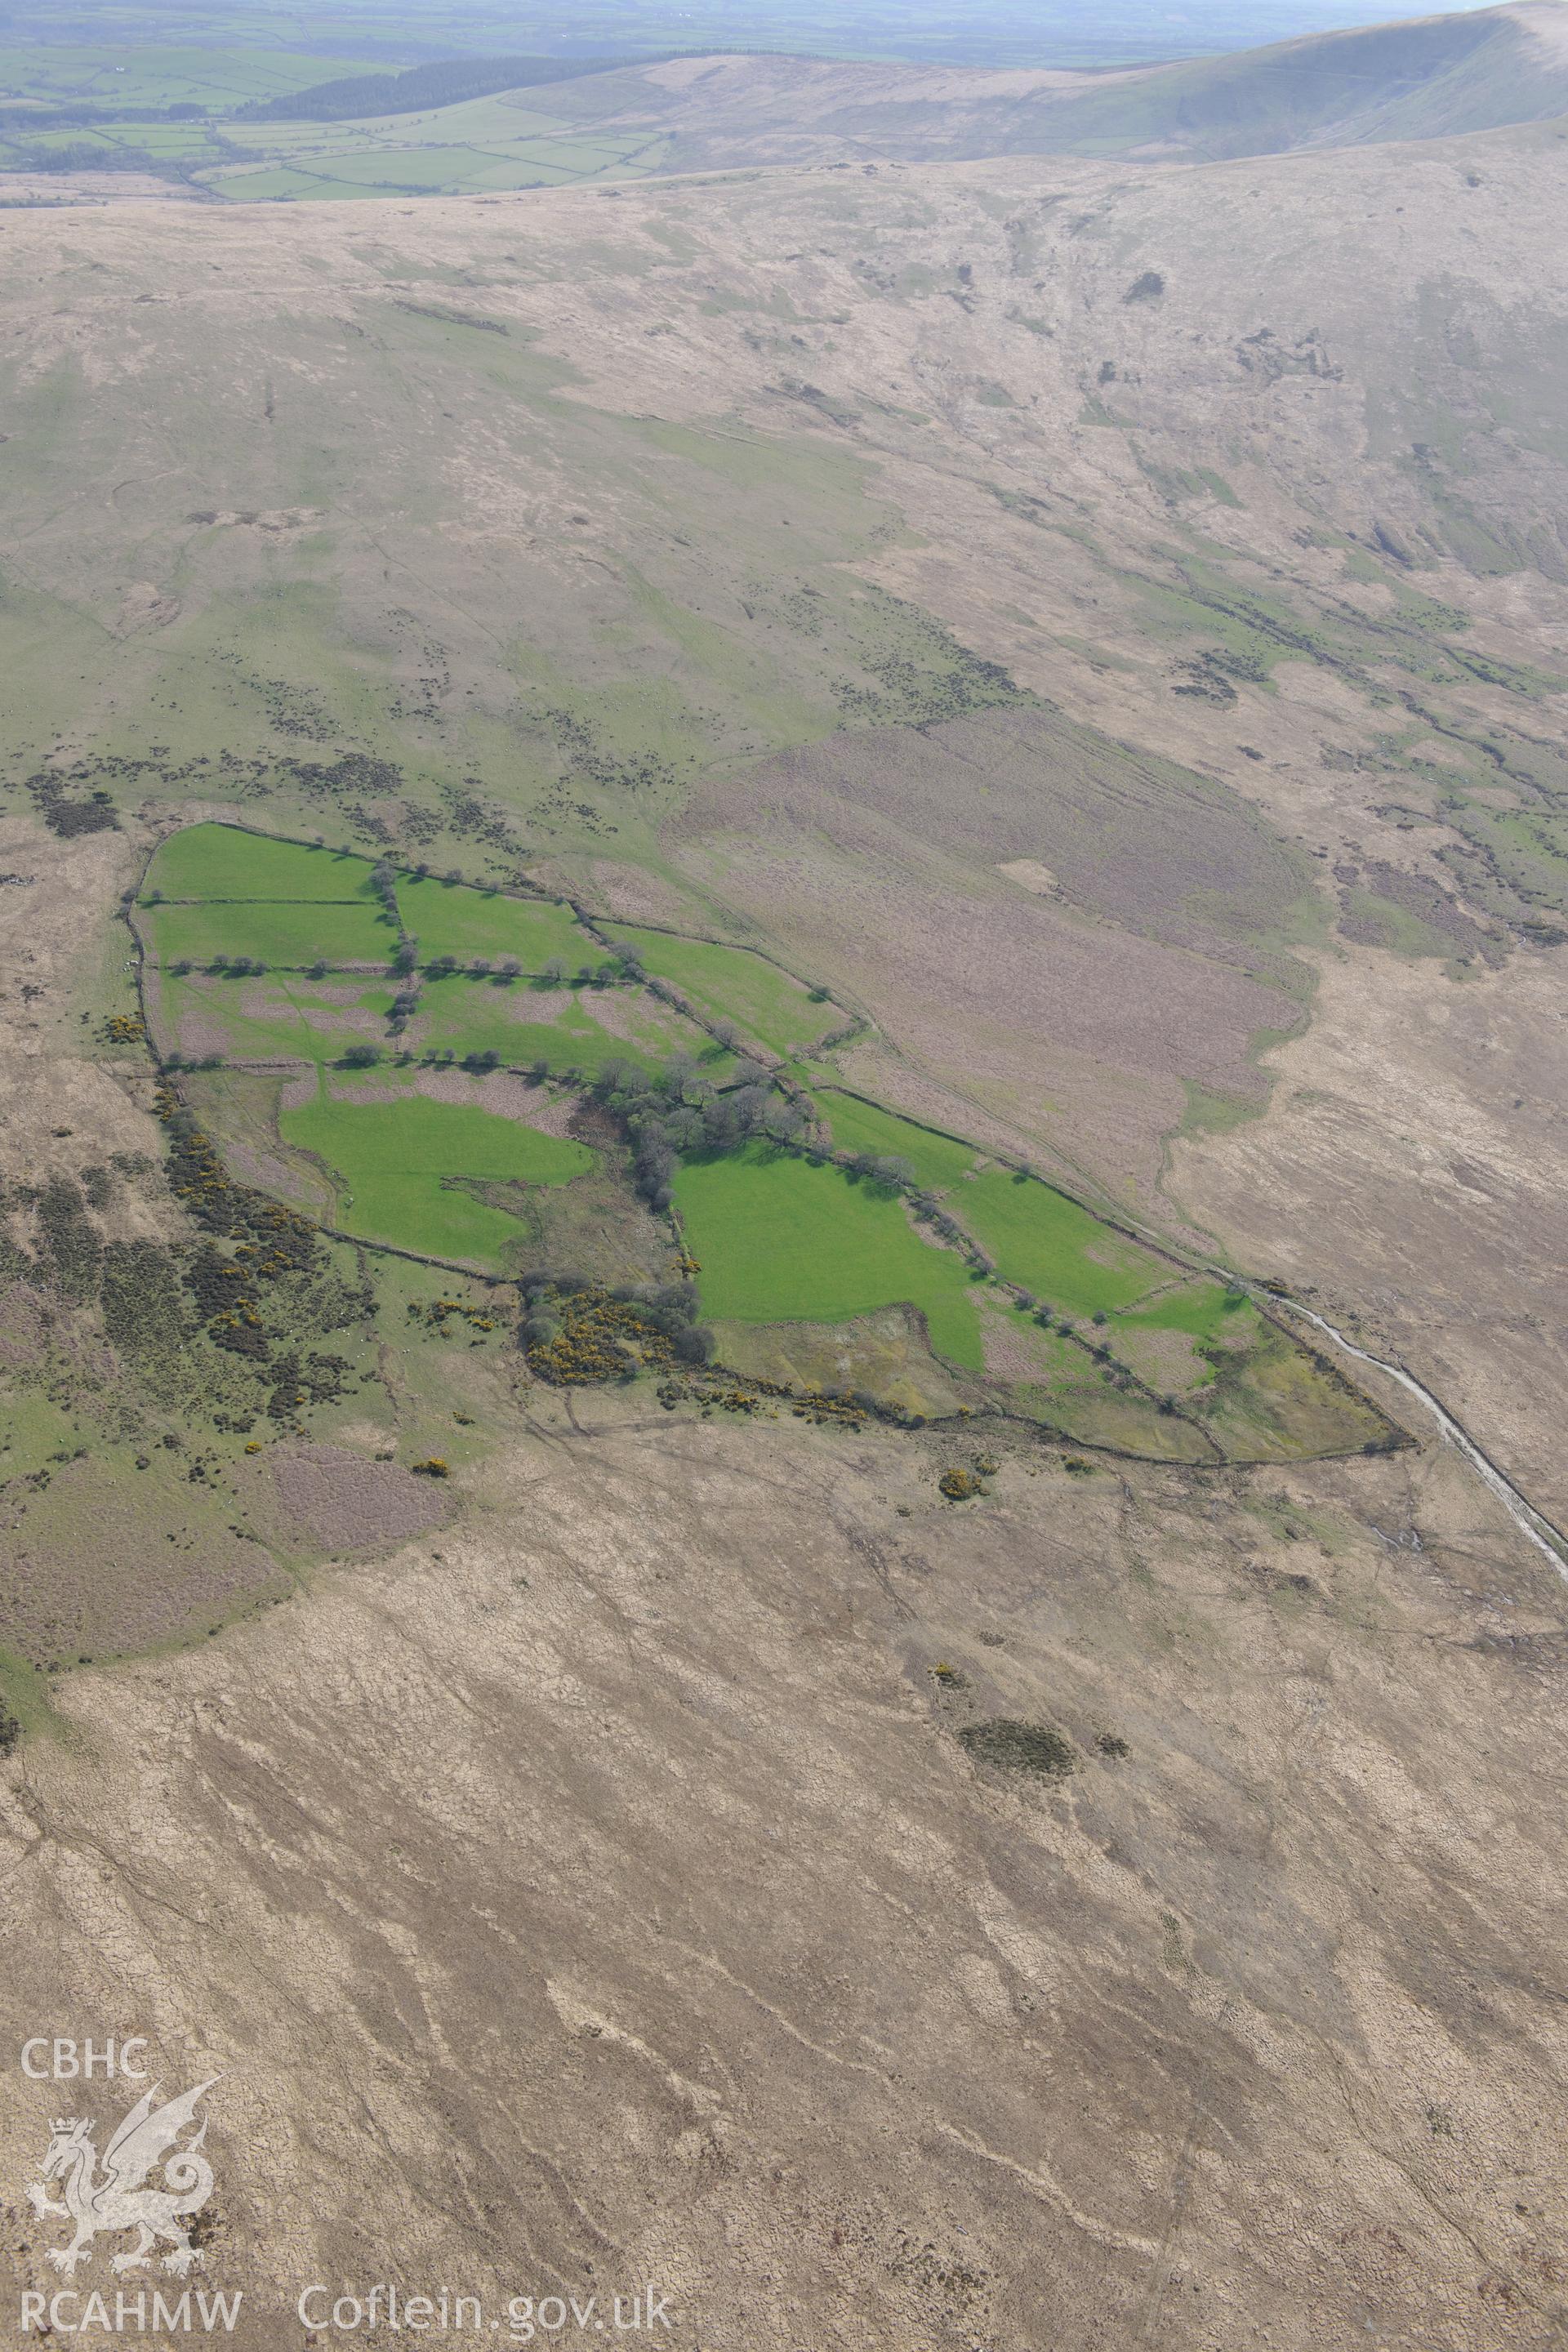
(1272, 1296, 1568, 1578)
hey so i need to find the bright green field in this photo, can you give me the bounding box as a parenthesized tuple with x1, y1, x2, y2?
(143, 824, 377, 902)
(605, 925, 834, 1056)
(198, 167, 332, 200)
(959, 1169, 1160, 1317)
(157, 973, 396, 1064)
(812, 1089, 980, 1190)
(0, 121, 209, 162)
(1116, 1281, 1253, 1344)
(674, 1143, 984, 1369)
(145, 898, 399, 969)
(282, 1083, 593, 1267)
(399, 877, 591, 969)
(412, 974, 719, 1076)
(813, 1090, 1163, 1316)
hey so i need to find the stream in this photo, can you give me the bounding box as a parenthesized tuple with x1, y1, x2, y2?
(1272, 1296, 1567, 1579)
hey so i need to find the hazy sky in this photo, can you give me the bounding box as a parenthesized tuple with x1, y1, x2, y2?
(0, 0, 1510, 68)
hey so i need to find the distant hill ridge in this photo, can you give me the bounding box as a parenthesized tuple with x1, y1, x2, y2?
(506, 3, 1568, 167)
(1027, 0, 1568, 157)
(234, 52, 642, 125)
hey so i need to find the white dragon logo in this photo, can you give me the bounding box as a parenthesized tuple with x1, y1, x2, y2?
(28, 2078, 219, 2277)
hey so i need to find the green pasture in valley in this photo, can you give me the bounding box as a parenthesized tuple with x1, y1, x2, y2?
(412, 973, 719, 1076)
(143, 824, 378, 902)
(200, 89, 669, 203)
(674, 1143, 985, 1369)
(399, 877, 590, 969)
(122, 827, 1370, 1454)
(811, 1089, 1163, 1318)
(1115, 1281, 1254, 1346)
(957, 1169, 1160, 1318)
(281, 1082, 593, 1267)
(604, 925, 834, 1056)
(155, 973, 396, 1065)
(144, 897, 398, 969)
(811, 1089, 980, 1190)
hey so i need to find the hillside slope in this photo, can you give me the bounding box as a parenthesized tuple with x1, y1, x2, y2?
(6, 1405, 1568, 2352)
(13, 7, 1566, 203)
(1, 119, 1565, 1505)
(523, 3, 1568, 168)
(2, 33, 1568, 2352)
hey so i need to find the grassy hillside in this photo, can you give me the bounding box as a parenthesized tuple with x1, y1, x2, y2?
(405, 7, 1568, 178)
(235, 54, 639, 123)
(1005, 2, 1568, 158)
(1, 38, 1562, 2350)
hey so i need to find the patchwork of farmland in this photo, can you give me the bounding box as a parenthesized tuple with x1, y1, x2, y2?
(0, 75, 672, 201)
(203, 96, 672, 203)
(125, 822, 1393, 1455)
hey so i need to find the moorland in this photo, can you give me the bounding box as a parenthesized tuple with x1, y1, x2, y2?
(2, 8, 1568, 2349)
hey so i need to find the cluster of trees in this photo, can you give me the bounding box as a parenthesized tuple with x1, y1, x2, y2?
(844, 1149, 917, 1190)
(340, 1040, 517, 1075)
(344, 1042, 506, 1073)
(585, 1054, 804, 1211)
(519, 1270, 715, 1365)
(413, 949, 639, 990)
(886, 1176, 991, 1274)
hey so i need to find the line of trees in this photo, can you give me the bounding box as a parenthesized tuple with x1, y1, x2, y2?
(370, 860, 420, 980)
